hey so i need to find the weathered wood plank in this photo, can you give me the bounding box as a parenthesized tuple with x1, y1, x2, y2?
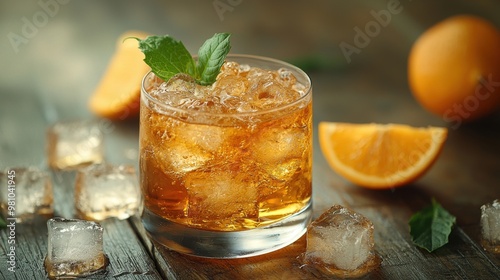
(2, 1, 500, 279)
(0, 90, 162, 279)
(100, 218, 163, 279)
(0, 219, 52, 280)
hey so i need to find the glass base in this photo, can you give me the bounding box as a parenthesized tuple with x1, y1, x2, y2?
(142, 201, 312, 259)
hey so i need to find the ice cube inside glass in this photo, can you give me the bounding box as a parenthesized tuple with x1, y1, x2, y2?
(45, 217, 107, 278)
(140, 55, 313, 258)
(74, 163, 141, 221)
(47, 120, 104, 170)
(0, 167, 53, 222)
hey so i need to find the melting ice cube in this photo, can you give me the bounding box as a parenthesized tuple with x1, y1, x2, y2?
(175, 124, 229, 153)
(45, 217, 108, 278)
(158, 143, 212, 174)
(74, 163, 141, 221)
(252, 127, 306, 164)
(301, 205, 380, 278)
(480, 199, 500, 253)
(185, 171, 258, 225)
(47, 120, 104, 170)
(0, 167, 53, 222)
(146, 120, 223, 174)
(212, 74, 249, 98)
(252, 127, 308, 181)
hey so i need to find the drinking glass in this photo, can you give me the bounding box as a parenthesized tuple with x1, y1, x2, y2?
(139, 54, 312, 258)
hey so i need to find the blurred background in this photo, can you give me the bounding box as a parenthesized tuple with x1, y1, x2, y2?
(1, 1, 499, 212)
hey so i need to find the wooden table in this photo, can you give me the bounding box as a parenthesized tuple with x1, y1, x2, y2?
(1, 1, 499, 279)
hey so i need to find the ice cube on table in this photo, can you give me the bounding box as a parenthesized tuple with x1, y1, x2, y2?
(74, 163, 141, 221)
(47, 120, 104, 170)
(480, 199, 500, 253)
(45, 217, 108, 278)
(0, 167, 53, 222)
(302, 205, 380, 278)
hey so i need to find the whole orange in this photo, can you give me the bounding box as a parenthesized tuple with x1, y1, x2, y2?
(408, 15, 500, 126)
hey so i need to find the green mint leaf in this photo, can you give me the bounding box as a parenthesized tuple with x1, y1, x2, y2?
(195, 33, 231, 85)
(134, 33, 231, 86)
(135, 35, 195, 82)
(409, 198, 456, 252)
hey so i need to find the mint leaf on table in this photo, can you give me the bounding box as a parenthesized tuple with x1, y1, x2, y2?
(409, 198, 456, 252)
(133, 33, 231, 86)
(196, 33, 231, 85)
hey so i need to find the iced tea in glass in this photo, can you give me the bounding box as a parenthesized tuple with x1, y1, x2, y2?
(140, 54, 312, 258)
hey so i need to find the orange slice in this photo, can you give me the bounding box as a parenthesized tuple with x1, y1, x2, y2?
(89, 31, 150, 120)
(318, 122, 447, 189)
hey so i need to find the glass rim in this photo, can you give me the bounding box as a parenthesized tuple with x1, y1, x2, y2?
(140, 54, 312, 118)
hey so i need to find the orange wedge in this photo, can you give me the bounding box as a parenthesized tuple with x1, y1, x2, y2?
(318, 122, 447, 189)
(89, 31, 150, 120)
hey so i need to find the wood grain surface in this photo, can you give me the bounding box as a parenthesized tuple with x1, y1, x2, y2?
(1, 1, 500, 279)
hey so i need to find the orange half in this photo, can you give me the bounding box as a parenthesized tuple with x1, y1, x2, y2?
(319, 122, 447, 189)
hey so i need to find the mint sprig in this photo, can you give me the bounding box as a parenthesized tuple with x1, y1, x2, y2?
(196, 33, 231, 85)
(133, 33, 231, 86)
(409, 198, 456, 252)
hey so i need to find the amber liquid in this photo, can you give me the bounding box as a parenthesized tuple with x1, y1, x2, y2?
(140, 100, 312, 231)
